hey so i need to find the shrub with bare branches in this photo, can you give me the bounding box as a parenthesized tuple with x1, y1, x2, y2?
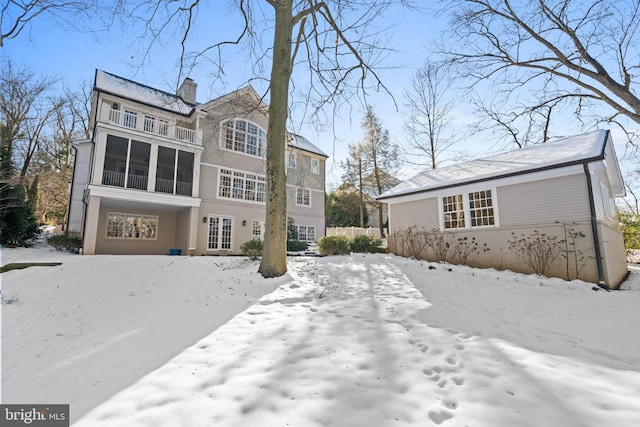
(508, 231, 564, 277)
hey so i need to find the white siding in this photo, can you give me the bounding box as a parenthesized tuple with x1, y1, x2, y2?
(497, 173, 590, 227)
(389, 198, 439, 232)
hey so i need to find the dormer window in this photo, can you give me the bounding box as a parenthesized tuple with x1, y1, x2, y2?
(221, 119, 266, 157)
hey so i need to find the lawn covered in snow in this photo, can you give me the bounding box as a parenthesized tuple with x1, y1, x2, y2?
(2, 247, 640, 426)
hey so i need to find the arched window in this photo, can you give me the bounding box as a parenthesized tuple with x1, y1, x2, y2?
(221, 119, 266, 157)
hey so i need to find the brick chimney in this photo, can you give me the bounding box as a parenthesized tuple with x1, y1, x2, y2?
(177, 77, 197, 104)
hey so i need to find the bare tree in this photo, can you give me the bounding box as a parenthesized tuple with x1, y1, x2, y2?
(113, 0, 412, 277)
(1, 1, 97, 47)
(470, 92, 562, 149)
(343, 107, 402, 237)
(403, 62, 461, 168)
(437, 0, 640, 137)
(0, 60, 59, 177)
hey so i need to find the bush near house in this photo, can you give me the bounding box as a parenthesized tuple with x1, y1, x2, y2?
(241, 239, 263, 260)
(318, 235, 351, 255)
(317, 234, 385, 256)
(507, 231, 564, 277)
(387, 227, 489, 265)
(287, 240, 309, 252)
(47, 234, 82, 253)
(350, 234, 385, 253)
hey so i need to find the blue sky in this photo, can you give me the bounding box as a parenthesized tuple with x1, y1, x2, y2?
(2, 2, 635, 190)
(1, 3, 452, 187)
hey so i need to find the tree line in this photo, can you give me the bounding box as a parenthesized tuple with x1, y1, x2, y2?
(3, 1, 640, 266)
(0, 60, 89, 246)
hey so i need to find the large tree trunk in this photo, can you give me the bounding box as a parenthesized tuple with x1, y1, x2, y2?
(258, 1, 293, 278)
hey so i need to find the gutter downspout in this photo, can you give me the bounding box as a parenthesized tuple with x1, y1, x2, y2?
(583, 162, 606, 287)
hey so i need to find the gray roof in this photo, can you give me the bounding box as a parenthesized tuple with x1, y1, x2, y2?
(94, 70, 196, 116)
(379, 130, 613, 200)
(288, 133, 328, 158)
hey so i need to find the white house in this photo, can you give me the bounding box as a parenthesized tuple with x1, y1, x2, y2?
(378, 130, 628, 289)
(67, 70, 328, 256)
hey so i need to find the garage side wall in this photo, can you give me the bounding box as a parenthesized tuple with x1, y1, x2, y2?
(387, 173, 609, 285)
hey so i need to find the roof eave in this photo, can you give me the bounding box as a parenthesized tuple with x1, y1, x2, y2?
(378, 155, 605, 201)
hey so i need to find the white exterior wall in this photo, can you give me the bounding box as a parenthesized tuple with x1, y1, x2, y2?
(386, 167, 627, 288)
(67, 140, 93, 235)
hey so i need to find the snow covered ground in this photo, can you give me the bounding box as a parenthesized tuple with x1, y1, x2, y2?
(2, 247, 640, 426)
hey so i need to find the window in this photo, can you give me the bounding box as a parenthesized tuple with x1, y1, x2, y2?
(287, 151, 297, 168)
(311, 158, 320, 174)
(218, 169, 266, 203)
(297, 225, 316, 242)
(144, 115, 156, 133)
(158, 119, 169, 136)
(296, 188, 311, 206)
(469, 190, 495, 227)
(441, 190, 497, 230)
(106, 213, 157, 239)
(252, 220, 265, 241)
(442, 194, 465, 229)
(221, 119, 266, 157)
(208, 216, 233, 250)
(123, 109, 137, 129)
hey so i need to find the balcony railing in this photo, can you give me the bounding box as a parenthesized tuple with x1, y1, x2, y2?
(176, 181, 193, 196)
(155, 178, 174, 194)
(102, 170, 125, 187)
(105, 106, 199, 145)
(127, 174, 148, 191)
(155, 177, 192, 196)
(102, 170, 148, 191)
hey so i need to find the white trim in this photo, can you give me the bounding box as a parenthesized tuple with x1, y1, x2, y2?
(437, 188, 499, 231)
(218, 118, 267, 158)
(296, 224, 317, 242)
(207, 214, 235, 251)
(217, 168, 267, 204)
(311, 158, 320, 174)
(286, 183, 324, 194)
(105, 212, 159, 240)
(384, 164, 584, 205)
(295, 187, 312, 207)
(88, 184, 201, 207)
(251, 218, 265, 241)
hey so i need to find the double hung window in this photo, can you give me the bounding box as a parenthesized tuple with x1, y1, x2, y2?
(296, 188, 311, 206)
(218, 169, 266, 203)
(297, 225, 316, 242)
(441, 189, 496, 230)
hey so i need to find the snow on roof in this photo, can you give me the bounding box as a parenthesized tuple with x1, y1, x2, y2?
(379, 130, 609, 200)
(94, 70, 196, 116)
(288, 133, 328, 158)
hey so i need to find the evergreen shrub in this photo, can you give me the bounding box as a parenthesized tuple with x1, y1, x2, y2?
(318, 235, 351, 255)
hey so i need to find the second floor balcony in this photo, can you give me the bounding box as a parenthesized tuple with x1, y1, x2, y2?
(102, 170, 193, 196)
(103, 105, 201, 145)
(101, 134, 196, 197)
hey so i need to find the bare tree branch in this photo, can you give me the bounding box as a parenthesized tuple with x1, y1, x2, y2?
(438, 0, 640, 130)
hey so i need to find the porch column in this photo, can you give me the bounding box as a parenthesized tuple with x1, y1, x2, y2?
(192, 152, 201, 197)
(148, 144, 158, 192)
(82, 195, 101, 255)
(187, 206, 199, 255)
(93, 130, 106, 186)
